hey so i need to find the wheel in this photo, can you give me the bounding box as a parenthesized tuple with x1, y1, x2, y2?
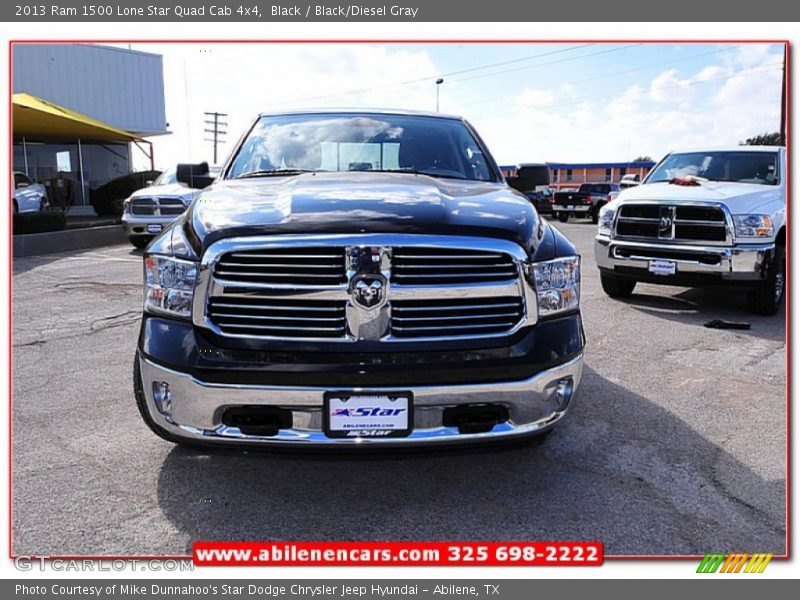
(747, 245, 785, 315)
(130, 236, 151, 250)
(591, 203, 605, 225)
(558, 213, 569, 223)
(600, 273, 636, 298)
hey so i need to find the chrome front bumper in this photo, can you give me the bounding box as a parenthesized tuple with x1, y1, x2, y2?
(138, 353, 583, 447)
(121, 214, 178, 237)
(595, 235, 774, 281)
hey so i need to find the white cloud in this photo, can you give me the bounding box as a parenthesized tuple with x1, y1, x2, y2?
(650, 69, 695, 104)
(131, 43, 785, 171)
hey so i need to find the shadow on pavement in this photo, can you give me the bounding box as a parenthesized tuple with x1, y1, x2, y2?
(619, 285, 786, 343)
(155, 366, 785, 556)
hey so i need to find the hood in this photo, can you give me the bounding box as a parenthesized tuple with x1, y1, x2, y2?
(185, 171, 544, 255)
(129, 183, 196, 203)
(618, 180, 783, 214)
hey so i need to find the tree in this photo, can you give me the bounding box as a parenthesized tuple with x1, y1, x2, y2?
(740, 132, 783, 146)
(633, 155, 653, 162)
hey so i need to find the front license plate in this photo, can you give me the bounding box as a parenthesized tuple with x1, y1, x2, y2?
(147, 224, 162, 234)
(648, 259, 677, 276)
(566, 205, 574, 210)
(324, 392, 413, 438)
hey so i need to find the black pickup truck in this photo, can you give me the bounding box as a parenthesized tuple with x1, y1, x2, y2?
(553, 182, 619, 224)
(133, 110, 585, 449)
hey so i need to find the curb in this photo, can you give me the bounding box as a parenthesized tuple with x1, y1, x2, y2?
(13, 225, 127, 258)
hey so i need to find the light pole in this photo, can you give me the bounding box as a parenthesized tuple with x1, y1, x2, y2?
(435, 78, 444, 112)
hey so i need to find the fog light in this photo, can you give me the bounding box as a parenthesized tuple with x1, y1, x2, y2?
(554, 377, 574, 411)
(152, 381, 173, 416)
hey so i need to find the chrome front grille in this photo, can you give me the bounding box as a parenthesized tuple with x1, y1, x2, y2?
(391, 247, 518, 285)
(615, 203, 728, 244)
(130, 197, 187, 217)
(215, 248, 347, 286)
(198, 234, 535, 343)
(207, 297, 347, 338)
(391, 297, 524, 338)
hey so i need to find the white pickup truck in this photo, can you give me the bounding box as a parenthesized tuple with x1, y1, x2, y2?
(595, 146, 786, 315)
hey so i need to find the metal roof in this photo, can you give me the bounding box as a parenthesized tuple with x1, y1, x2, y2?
(12, 92, 143, 142)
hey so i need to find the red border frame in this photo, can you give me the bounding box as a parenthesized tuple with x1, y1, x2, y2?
(7, 38, 792, 565)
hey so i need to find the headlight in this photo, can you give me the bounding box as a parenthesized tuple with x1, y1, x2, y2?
(597, 204, 615, 235)
(122, 199, 131, 214)
(733, 214, 773, 238)
(530, 256, 580, 317)
(144, 255, 198, 318)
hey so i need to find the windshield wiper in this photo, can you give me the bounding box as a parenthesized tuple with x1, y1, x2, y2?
(235, 168, 318, 179)
(357, 168, 468, 180)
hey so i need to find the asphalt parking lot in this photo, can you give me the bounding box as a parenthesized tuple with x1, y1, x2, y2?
(11, 221, 786, 557)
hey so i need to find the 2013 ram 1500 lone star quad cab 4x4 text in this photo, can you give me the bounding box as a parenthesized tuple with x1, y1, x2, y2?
(134, 110, 585, 448)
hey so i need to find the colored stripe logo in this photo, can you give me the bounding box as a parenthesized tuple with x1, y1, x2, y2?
(697, 553, 773, 573)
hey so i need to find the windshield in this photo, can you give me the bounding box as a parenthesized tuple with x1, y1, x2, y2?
(153, 168, 178, 186)
(227, 113, 497, 182)
(647, 151, 780, 185)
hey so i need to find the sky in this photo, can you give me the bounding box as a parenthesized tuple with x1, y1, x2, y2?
(123, 42, 786, 171)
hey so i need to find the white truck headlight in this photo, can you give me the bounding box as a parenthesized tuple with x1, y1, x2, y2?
(733, 214, 773, 239)
(597, 204, 615, 235)
(144, 255, 198, 318)
(530, 256, 581, 317)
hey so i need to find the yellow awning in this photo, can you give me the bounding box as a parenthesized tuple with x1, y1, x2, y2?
(12, 92, 143, 142)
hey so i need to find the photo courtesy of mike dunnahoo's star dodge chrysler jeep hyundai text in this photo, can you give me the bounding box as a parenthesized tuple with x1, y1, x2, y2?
(134, 110, 584, 448)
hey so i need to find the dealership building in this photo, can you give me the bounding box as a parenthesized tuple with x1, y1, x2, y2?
(12, 43, 168, 214)
(501, 160, 656, 189)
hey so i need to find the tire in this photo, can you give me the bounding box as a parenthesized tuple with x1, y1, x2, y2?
(558, 213, 569, 223)
(591, 203, 605, 225)
(747, 245, 785, 316)
(130, 236, 151, 250)
(600, 273, 636, 298)
(12, 201, 19, 215)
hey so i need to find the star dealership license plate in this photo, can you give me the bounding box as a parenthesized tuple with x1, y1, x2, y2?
(324, 392, 413, 438)
(648, 259, 677, 276)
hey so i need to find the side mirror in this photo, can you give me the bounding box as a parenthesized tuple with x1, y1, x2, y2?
(176, 162, 215, 189)
(145, 180, 154, 187)
(506, 163, 550, 193)
(620, 180, 640, 189)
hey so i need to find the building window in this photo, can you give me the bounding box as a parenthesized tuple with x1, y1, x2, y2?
(566, 169, 573, 182)
(621, 167, 627, 177)
(552, 169, 558, 183)
(605, 168, 612, 181)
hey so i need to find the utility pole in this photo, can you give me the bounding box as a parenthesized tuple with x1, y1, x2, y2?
(204, 111, 228, 164)
(780, 45, 787, 146)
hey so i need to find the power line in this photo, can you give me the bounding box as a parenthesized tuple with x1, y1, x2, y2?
(460, 45, 738, 108)
(203, 111, 228, 164)
(473, 62, 784, 120)
(264, 43, 597, 108)
(447, 43, 643, 85)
